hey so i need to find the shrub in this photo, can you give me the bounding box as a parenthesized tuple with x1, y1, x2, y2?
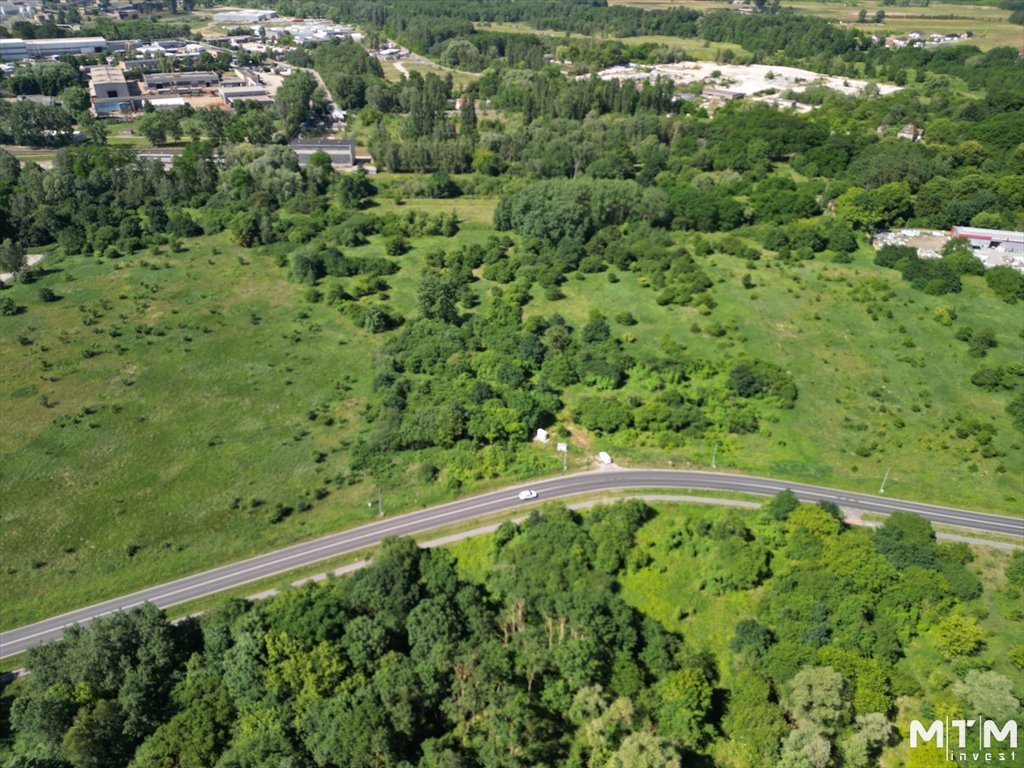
(728, 358, 798, 408)
(385, 235, 409, 256)
(986, 266, 1024, 303)
(167, 211, 202, 237)
(0, 296, 21, 316)
(874, 244, 916, 268)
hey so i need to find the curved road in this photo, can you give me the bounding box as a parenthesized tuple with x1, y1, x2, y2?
(2, 468, 1020, 658)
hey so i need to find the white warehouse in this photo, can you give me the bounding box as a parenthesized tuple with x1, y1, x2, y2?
(1, 36, 107, 61)
(212, 9, 277, 23)
(950, 226, 1024, 255)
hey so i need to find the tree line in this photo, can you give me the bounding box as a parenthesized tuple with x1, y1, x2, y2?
(6, 496, 1019, 766)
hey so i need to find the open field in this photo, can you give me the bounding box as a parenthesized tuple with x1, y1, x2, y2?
(0, 236, 379, 628)
(475, 21, 750, 60)
(380, 58, 407, 83)
(398, 58, 480, 89)
(374, 54, 480, 89)
(616, 503, 764, 688)
(1, 128, 154, 168)
(521, 232, 1024, 514)
(371, 191, 499, 227)
(0, 223, 562, 630)
(0, 197, 567, 631)
(2, 190, 1021, 630)
(609, 0, 1020, 49)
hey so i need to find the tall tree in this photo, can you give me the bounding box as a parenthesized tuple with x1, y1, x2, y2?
(276, 71, 318, 137)
(460, 94, 478, 140)
(0, 238, 26, 274)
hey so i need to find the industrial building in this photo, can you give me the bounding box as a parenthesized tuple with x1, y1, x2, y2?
(212, 8, 277, 23)
(220, 84, 273, 107)
(288, 138, 356, 167)
(1, 36, 107, 61)
(263, 21, 353, 44)
(0, 0, 42, 21)
(137, 147, 186, 168)
(89, 65, 130, 100)
(950, 227, 1024, 255)
(88, 65, 134, 115)
(142, 70, 219, 93)
(119, 57, 167, 71)
(703, 87, 744, 101)
(87, 63, 281, 114)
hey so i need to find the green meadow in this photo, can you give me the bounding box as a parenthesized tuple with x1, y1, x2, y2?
(610, 0, 1021, 50)
(474, 20, 751, 61)
(524, 231, 1023, 513)
(1, 193, 1021, 630)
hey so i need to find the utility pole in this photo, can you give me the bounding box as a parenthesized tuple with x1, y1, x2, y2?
(879, 467, 891, 495)
(711, 442, 718, 469)
(377, 486, 383, 517)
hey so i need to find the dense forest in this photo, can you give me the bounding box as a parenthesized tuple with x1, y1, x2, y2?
(4, 497, 1022, 766)
(4, 495, 1019, 765)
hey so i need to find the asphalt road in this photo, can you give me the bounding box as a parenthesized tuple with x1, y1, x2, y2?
(2, 468, 1021, 658)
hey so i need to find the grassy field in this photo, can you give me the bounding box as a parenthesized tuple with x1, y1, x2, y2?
(0, 211, 552, 631)
(380, 59, 407, 83)
(610, 0, 1021, 50)
(523, 232, 1024, 513)
(399, 59, 480, 90)
(371, 191, 499, 227)
(1, 191, 1021, 630)
(0, 196, 591, 631)
(475, 21, 750, 61)
(0, 236, 378, 629)
(616, 502, 765, 690)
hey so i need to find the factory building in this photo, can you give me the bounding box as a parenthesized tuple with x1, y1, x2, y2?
(288, 138, 356, 167)
(950, 227, 1024, 255)
(1, 36, 107, 61)
(212, 9, 277, 23)
(220, 84, 273, 107)
(88, 65, 134, 115)
(142, 70, 219, 93)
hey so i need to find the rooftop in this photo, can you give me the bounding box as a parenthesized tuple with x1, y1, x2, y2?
(144, 70, 218, 81)
(951, 226, 1024, 243)
(288, 138, 356, 149)
(89, 65, 125, 85)
(145, 96, 187, 107)
(220, 85, 267, 95)
(27, 36, 107, 46)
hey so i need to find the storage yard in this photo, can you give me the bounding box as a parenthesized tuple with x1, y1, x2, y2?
(591, 61, 903, 104)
